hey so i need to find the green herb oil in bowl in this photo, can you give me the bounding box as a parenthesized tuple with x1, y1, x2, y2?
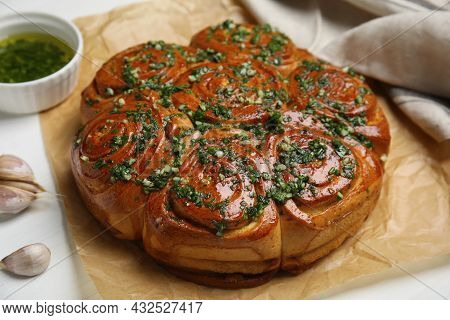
(0, 33, 74, 83)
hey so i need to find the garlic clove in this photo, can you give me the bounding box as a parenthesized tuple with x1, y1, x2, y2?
(0, 154, 35, 182)
(0, 185, 36, 215)
(0, 180, 44, 194)
(1, 243, 51, 277)
(0, 155, 45, 193)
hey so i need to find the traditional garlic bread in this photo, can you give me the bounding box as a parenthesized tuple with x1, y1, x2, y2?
(71, 20, 390, 288)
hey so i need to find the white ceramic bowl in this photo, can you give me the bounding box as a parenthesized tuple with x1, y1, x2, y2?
(0, 12, 83, 114)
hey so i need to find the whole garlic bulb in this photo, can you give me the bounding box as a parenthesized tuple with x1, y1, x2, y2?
(1, 243, 51, 277)
(0, 155, 44, 215)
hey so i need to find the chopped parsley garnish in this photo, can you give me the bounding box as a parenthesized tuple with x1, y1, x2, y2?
(191, 48, 224, 63)
(296, 75, 314, 92)
(328, 167, 339, 176)
(279, 138, 327, 167)
(139, 165, 177, 193)
(318, 115, 373, 148)
(110, 135, 128, 149)
(231, 27, 250, 43)
(240, 123, 267, 138)
(268, 175, 308, 203)
(265, 110, 284, 133)
(125, 109, 159, 155)
(318, 75, 330, 87)
(110, 158, 136, 182)
(205, 199, 230, 216)
(197, 146, 233, 165)
(171, 182, 210, 207)
(188, 66, 211, 82)
(211, 104, 232, 119)
(244, 195, 270, 220)
(192, 108, 206, 122)
(346, 114, 367, 127)
(93, 159, 107, 169)
(266, 34, 287, 53)
(331, 139, 350, 158)
(171, 129, 193, 167)
(341, 157, 356, 179)
(212, 220, 226, 237)
(302, 60, 323, 72)
(221, 19, 236, 30)
(245, 166, 261, 183)
(232, 61, 257, 79)
(122, 58, 138, 87)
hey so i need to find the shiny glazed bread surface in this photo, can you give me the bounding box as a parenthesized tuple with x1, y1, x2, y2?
(72, 20, 390, 288)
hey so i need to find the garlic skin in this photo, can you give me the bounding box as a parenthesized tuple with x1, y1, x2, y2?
(0, 185, 36, 214)
(1, 243, 51, 277)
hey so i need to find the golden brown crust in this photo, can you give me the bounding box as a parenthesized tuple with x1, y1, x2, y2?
(162, 264, 278, 289)
(71, 20, 391, 287)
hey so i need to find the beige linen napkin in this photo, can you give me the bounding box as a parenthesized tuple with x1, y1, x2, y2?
(344, 0, 450, 15)
(241, 0, 450, 142)
(389, 87, 450, 141)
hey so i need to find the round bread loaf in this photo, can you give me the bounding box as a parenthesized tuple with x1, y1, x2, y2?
(72, 20, 390, 288)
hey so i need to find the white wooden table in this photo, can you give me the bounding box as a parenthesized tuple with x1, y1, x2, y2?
(0, 0, 448, 300)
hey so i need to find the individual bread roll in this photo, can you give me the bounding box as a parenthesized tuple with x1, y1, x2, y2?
(287, 58, 390, 156)
(171, 59, 288, 125)
(191, 20, 298, 76)
(142, 128, 281, 288)
(72, 96, 193, 240)
(262, 125, 383, 272)
(80, 41, 228, 124)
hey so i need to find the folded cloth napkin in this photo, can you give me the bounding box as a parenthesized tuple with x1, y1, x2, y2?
(344, 0, 450, 15)
(389, 87, 450, 141)
(241, 0, 450, 142)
